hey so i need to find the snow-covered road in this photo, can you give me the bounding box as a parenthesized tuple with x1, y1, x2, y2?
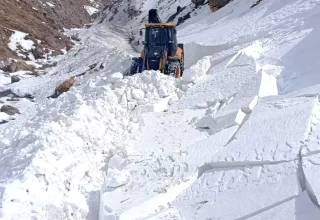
(100, 0, 320, 219)
(1, 0, 320, 219)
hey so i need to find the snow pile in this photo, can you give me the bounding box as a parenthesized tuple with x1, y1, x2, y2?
(0, 67, 181, 219)
(8, 30, 35, 59)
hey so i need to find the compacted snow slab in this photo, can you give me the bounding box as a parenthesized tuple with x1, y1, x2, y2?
(100, 161, 301, 220)
(144, 207, 183, 220)
(184, 125, 239, 172)
(173, 161, 301, 220)
(131, 109, 209, 155)
(248, 191, 320, 220)
(174, 48, 260, 110)
(301, 116, 320, 155)
(302, 153, 320, 206)
(99, 109, 209, 220)
(209, 96, 318, 164)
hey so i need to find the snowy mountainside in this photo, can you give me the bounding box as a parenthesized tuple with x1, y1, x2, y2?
(1, 0, 320, 220)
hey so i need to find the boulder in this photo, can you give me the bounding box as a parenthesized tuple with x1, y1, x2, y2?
(11, 75, 21, 83)
(4, 60, 35, 72)
(49, 76, 76, 98)
(51, 49, 63, 57)
(209, 0, 231, 12)
(31, 46, 45, 59)
(71, 34, 81, 41)
(191, 0, 205, 5)
(1, 104, 20, 115)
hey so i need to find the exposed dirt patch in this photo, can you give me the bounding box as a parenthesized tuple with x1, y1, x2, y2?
(0, 0, 107, 62)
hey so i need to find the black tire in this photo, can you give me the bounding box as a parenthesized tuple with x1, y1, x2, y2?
(130, 58, 142, 75)
(180, 53, 184, 76)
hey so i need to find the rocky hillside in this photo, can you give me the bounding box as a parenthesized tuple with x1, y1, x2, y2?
(0, 0, 106, 66)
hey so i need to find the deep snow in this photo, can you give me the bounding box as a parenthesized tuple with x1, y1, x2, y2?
(1, 0, 320, 219)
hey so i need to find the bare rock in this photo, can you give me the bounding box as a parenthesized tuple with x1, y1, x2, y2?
(191, 0, 205, 5)
(32, 46, 45, 59)
(51, 49, 64, 57)
(11, 61, 35, 72)
(1, 104, 20, 115)
(11, 75, 21, 83)
(208, 0, 231, 12)
(71, 34, 81, 41)
(49, 76, 76, 98)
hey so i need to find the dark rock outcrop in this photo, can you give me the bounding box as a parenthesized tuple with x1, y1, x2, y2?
(1, 105, 20, 115)
(11, 75, 21, 83)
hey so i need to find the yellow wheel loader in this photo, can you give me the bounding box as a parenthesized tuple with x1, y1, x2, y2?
(130, 9, 184, 78)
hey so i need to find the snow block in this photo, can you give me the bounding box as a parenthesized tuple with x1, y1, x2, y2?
(106, 72, 123, 83)
(248, 191, 320, 220)
(301, 109, 320, 154)
(195, 108, 247, 132)
(210, 96, 318, 163)
(258, 70, 278, 97)
(185, 125, 239, 171)
(173, 162, 301, 220)
(182, 56, 211, 84)
(302, 153, 320, 206)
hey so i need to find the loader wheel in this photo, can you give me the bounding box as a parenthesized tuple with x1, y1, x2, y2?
(180, 53, 184, 76)
(168, 61, 181, 78)
(130, 57, 143, 75)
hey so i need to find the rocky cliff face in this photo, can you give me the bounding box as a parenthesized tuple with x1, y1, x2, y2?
(0, 0, 106, 64)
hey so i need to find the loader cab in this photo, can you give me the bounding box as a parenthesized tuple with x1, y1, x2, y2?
(143, 23, 178, 57)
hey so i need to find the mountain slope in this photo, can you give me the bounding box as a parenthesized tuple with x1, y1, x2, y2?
(0, 0, 106, 62)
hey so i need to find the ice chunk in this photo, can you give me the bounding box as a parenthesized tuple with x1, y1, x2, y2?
(182, 56, 211, 84)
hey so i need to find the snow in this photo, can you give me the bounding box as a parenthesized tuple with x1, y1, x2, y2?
(303, 153, 320, 206)
(0, 72, 10, 87)
(84, 5, 99, 15)
(174, 162, 300, 220)
(2, 0, 320, 219)
(248, 191, 320, 220)
(46, 2, 55, 8)
(8, 30, 34, 52)
(207, 96, 318, 164)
